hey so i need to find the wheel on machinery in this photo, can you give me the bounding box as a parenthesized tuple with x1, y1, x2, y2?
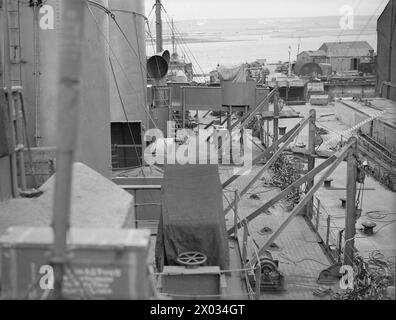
(176, 251, 207, 268)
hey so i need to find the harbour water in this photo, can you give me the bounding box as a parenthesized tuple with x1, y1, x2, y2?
(146, 15, 378, 73)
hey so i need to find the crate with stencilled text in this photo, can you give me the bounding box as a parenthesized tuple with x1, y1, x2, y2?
(0, 226, 151, 299)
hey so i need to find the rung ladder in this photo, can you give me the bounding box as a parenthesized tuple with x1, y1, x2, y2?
(5, 0, 23, 87)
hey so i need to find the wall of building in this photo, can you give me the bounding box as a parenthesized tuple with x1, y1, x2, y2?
(329, 57, 354, 72)
(297, 52, 311, 63)
(314, 57, 328, 64)
(297, 52, 327, 64)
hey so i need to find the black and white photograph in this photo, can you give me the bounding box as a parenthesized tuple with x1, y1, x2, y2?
(0, 0, 395, 309)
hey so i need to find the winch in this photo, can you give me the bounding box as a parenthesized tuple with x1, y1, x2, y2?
(248, 252, 284, 292)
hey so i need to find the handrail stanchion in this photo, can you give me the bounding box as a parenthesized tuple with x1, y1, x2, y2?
(315, 198, 321, 231)
(242, 221, 248, 268)
(326, 215, 331, 247)
(254, 263, 261, 300)
(234, 190, 239, 240)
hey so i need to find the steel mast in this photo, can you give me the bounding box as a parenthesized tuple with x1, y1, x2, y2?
(155, 0, 163, 53)
(51, 0, 86, 299)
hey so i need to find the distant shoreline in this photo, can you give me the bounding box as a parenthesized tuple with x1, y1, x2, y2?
(145, 30, 377, 45)
(146, 15, 378, 46)
(168, 15, 379, 23)
(146, 38, 251, 45)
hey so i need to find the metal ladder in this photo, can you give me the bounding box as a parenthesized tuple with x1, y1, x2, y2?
(5, 0, 23, 87)
(2, 0, 37, 191)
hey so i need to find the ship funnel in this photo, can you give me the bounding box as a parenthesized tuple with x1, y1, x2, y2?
(147, 50, 170, 79)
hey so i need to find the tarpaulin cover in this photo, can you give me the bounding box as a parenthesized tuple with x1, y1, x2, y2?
(217, 64, 247, 83)
(155, 164, 229, 271)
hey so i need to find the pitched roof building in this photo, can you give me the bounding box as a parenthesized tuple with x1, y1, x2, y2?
(319, 41, 374, 58)
(318, 41, 374, 73)
(297, 50, 328, 64)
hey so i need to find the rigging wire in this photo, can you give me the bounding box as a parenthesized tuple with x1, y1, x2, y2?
(172, 33, 205, 82)
(85, 2, 160, 130)
(335, 0, 364, 42)
(110, 13, 148, 75)
(161, 6, 207, 81)
(86, 3, 170, 207)
(86, 1, 165, 187)
(109, 57, 145, 177)
(168, 20, 206, 79)
(146, 2, 156, 20)
(132, 11, 149, 130)
(337, 0, 388, 62)
(160, 15, 202, 81)
(146, 19, 157, 53)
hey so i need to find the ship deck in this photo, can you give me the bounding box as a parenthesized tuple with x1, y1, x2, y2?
(221, 167, 338, 300)
(0, 102, 394, 300)
(219, 101, 395, 299)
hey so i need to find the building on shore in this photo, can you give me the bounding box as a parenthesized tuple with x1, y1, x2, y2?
(318, 41, 374, 73)
(296, 50, 328, 64)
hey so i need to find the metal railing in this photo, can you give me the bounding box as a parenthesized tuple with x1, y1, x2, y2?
(231, 190, 262, 300)
(310, 196, 342, 262)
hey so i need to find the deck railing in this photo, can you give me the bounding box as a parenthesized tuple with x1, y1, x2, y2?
(310, 196, 342, 262)
(231, 190, 262, 300)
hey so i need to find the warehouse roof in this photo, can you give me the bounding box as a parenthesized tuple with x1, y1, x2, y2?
(298, 50, 327, 57)
(319, 41, 373, 57)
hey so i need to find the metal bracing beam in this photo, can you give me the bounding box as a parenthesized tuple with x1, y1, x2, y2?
(273, 91, 279, 143)
(202, 111, 211, 118)
(227, 155, 337, 236)
(253, 138, 357, 261)
(305, 109, 316, 218)
(203, 120, 214, 130)
(247, 134, 265, 152)
(229, 87, 277, 131)
(223, 111, 313, 215)
(222, 117, 302, 189)
(344, 141, 358, 266)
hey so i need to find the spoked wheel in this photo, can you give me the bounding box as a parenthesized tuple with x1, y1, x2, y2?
(176, 251, 207, 268)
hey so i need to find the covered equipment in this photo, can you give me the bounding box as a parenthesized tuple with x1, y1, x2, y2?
(155, 164, 229, 271)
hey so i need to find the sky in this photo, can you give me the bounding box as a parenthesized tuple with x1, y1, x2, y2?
(145, 0, 389, 20)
